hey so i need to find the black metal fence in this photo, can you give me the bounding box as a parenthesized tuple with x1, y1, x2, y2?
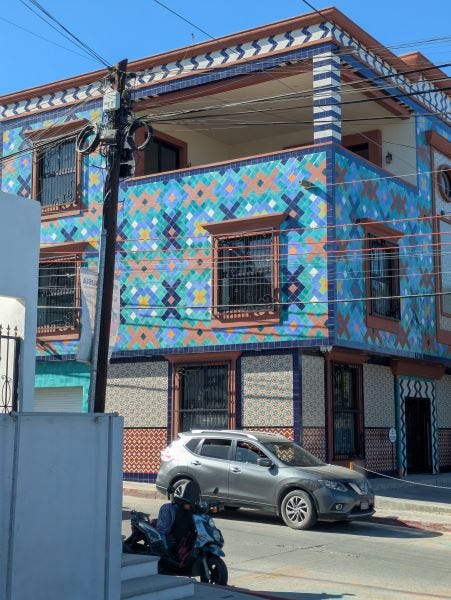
(0, 325, 21, 413)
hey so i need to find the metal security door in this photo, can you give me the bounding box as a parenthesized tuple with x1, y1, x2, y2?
(179, 365, 228, 432)
(405, 397, 432, 474)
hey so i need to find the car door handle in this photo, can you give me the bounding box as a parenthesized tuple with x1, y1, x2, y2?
(191, 460, 201, 466)
(231, 466, 241, 473)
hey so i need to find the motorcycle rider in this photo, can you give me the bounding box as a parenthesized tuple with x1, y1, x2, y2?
(156, 481, 200, 564)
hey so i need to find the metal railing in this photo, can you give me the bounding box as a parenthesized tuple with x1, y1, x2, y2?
(0, 325, 21, 413)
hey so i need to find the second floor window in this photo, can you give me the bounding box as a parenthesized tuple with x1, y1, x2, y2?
(217, 232, 275, 315)
(38, 258, 79, 335)
(143, 137, 181, 174)
(39, 138, 77, 210)
(368, 235, 400, 320)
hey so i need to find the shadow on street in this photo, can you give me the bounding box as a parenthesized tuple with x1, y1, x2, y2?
(215, 508, 442, 538)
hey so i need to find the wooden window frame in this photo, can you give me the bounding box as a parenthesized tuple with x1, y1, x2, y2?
(26, 119, 87, 219)
(203, 213, 287, 328)
(437, 165, 451, 204)
(342, 130, 382, 167)
(37, 241, 87, 341)
(134, 129, 188, 177)
(426, 130, 451, 345)
(358, 219, 403, 334)
(166, 352, 240, 439)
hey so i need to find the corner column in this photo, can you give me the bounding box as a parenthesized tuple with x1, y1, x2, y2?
(313, 51, 341, 144)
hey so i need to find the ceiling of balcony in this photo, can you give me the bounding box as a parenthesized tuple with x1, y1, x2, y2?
(138, 70, 407, 147)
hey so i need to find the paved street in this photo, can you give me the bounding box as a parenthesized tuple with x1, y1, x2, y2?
(122, 495, 451, 600)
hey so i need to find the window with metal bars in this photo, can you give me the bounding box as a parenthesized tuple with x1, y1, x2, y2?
(37, 138, 78, 211)
(368, 235, 400, 320)
(37, 259, 79, 334)
(332, 364, 363, 459)
(178, 365, 229, 432)
(217, 232, 275, 315)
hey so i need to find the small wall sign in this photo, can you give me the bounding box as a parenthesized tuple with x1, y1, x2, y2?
(388, 427, 397, 443)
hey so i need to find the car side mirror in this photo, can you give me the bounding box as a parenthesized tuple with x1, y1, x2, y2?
(257, 458, 273, 468)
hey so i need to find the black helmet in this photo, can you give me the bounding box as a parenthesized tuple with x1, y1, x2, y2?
(174, 480, 200, 506)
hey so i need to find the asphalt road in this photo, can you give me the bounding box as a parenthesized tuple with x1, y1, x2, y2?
(122, 495, 451, 600)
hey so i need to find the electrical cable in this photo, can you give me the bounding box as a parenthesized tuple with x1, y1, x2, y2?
(18, 0, 111, 67)
(0, 16, 100, 62)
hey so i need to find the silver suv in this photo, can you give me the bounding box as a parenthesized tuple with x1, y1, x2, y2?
(156, 430, 375, 530)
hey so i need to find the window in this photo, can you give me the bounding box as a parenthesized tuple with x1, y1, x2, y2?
(37, 242, 86, 339)
(368, 235, 400, 320)
(437, 166, 451, 203)
(332, 364, 363, 460)
(179, 365, 229, 432)
(439, 219, 451, 316)
(235, 441, 267, 464)
(342, 130, 382, 167)
(203, 213, 287, 326)
(217, 232, 274, 315)
(359, 219, 402, 333)
(137, 131, 187, 176)
(199, 438, 232, 460)
(38, 258, 79, 336)
(168, 352, 240, 436)
(27, 120, 86, 217)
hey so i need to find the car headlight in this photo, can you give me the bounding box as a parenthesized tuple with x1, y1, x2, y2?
(318, 479, 348, 492)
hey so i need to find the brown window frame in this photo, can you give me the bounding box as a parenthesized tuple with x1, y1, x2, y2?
(37, 241, 86, 341)
(426, 130, 451, 345)
(166, 352, 240, 438)
(203, 213, 287, 327)
(358, 219, 403, 334)
(342, 130, 382, 167)
(134, 129, 187, 178)
(437, 216, 451, 319)
(26, 119, 87, 219)
(437, 165, 451, 204)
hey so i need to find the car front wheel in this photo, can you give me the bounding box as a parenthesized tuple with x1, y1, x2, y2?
(281, 489, 317, 530)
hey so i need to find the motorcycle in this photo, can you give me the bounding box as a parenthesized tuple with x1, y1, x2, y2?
(123, 494, 228, 585)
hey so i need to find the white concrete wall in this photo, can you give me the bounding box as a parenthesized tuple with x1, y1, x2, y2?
(0, 191, 40, 410)
(0, 412, 123, 600)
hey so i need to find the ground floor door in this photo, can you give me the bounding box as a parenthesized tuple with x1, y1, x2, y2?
(34, 386, 83, 412)
(405, 397, 432, 474)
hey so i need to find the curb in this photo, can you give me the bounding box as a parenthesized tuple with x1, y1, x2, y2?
(375, 497, 451, 516)
(123, 486, 164, 500)
(371, 515, 451, 533)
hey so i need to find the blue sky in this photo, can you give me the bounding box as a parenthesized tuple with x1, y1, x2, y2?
(1, 0, 449, 95)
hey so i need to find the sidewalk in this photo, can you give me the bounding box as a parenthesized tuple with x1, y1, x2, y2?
(123, 471, 451, 531)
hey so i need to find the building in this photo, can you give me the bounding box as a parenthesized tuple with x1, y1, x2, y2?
(1, 7, 450, 480)
(0, 191, 40, 411)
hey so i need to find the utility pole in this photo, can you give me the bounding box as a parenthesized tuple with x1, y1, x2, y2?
(77, 59, 152, 413)
(90, 58, 128, 413)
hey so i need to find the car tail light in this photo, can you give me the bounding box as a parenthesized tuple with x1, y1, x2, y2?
(160, 447, 173, 461)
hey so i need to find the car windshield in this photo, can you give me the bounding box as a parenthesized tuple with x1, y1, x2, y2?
(263, 442, 325, 467)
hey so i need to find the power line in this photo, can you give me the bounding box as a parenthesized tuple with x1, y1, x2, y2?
(17, 0, 110, 67)
(0, 16, 100, 62)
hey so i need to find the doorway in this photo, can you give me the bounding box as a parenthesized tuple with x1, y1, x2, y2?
(405, 397, 432, 474)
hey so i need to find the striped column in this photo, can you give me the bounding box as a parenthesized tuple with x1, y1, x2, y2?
(313, 51, 341, 144)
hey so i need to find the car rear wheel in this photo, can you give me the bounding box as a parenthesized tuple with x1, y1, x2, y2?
(281, 489, 317, 530)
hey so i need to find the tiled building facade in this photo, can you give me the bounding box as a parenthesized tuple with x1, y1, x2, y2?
(1, 7, 450, 480)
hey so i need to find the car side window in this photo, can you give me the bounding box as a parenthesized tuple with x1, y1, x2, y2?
(185, 438, 201, 454)
(199, 438, 232, 460)
(235, 441, 268, 464)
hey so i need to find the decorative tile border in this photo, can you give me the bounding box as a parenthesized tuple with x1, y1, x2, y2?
(1, 18, 449, 123)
